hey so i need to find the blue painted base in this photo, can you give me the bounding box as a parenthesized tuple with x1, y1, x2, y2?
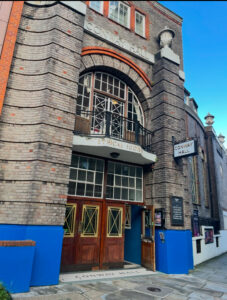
(0, 225, 64, 291)
(155, 229, 193, 274)
(124, 205, 142, 265)
(0, 245, 35, 293)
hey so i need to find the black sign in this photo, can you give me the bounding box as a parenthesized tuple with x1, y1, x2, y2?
(171, 196, 184, 226)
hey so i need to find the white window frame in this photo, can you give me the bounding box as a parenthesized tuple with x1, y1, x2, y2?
(135, 11, 145, 37)
(89, 1, 104, 14)
(109, 1, 131, 29)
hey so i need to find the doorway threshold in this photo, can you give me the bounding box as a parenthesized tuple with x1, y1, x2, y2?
(59, 267, 155, 283)
(123, 260, 141, 269)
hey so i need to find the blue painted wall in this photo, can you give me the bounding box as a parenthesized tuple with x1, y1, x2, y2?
(155, 229, 193, 274)
(0, 245, 35, 293)
(124, 205, 142, 265)
(0, 225, 64, 290)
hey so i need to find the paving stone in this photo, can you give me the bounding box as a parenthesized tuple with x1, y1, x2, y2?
(103, 290, 158, 300)
(111, 279, 141, 289)
(204, 282, 227, 293)
(136, 284, 173, 298)
(188, 292, 215, 300)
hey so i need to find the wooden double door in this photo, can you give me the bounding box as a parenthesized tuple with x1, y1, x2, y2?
(61, 199, 125, 272)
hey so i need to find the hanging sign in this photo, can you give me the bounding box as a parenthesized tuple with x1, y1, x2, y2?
(174, 140, 197, 158)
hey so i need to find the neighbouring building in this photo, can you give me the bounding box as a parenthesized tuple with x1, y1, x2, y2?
(0, 0, 226, 294)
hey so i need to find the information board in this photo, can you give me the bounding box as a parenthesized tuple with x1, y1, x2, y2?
(171, 196, 184, 226)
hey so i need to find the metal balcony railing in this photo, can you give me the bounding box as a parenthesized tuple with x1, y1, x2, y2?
(74, 110, 153, 152)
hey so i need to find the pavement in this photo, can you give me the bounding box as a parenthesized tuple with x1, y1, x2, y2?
(13, 252, 227, 300)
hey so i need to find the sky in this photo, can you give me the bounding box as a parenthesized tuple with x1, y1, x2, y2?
(160, 1, 227, 147)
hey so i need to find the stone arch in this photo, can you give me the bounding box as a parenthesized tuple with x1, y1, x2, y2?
(79, 47, 152, 112)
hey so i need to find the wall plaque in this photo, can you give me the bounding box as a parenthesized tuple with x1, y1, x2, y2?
(171, 196, 184, 226)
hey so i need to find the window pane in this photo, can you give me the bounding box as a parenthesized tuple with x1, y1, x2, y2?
(71, 155, 78, 167)
(107, 174, 114, 186)
(108, 208, 122, 237)
(78, 170, 86, 181)
(82, 206, 98, 236)
(79, 157, 88, 169)
(106, 186, 113, 198)
(68, 181, 76, 195)
(136, 190, 142, 201)
(129, 177, 134, 187)
(116, 164, 121, 175)
(136, 167, 142, 178)
(94, 185, 102, 197)
(135, 12, 145, 36)
(129, 189, 135, 201)
(122, 188, 128, 200)
(96, 160, 104, 172)
(64, 205, 76, 236)
(90, 1, 102, 13)
(122, 177, 128, 187)
(122, 165, 129, 176)
(87, 171, 94, 182)
(136, 178, 142, 189)
(95, 172, 103, 184)
(77, 183, 85, 196)
(88, 158, 96, 170)
(108, 162, 115, 174)
(114, 187, 121, 199)
(115, 175, 121, 186)
(70, 168, 77, 180)
(86, 184, 94, 197)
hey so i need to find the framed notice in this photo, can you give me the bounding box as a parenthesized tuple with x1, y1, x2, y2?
(205, 228, 214, 244)
(155, 211, 162, 227)
(171, 196, 184, 226)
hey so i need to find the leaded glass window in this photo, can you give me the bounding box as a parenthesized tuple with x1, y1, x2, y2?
(94, 72, 126, 100)
(188, 156, 200, 204)
(106, 162, 143, 202)
(63, 204, 76, 237)
(68, 154, 104, 198)
(127, 88, 144, 131)
(76, 73, 92, 116)
(81, 205, 99, 237)
(107, 207, 123, 237)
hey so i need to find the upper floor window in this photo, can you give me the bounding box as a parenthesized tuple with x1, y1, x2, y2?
(89, 1, 103, 14)
(135, 11, 145, 37)
(77, 72, 144, 132)
(188, 156, 200, 205)
(109, 1, 130, 28)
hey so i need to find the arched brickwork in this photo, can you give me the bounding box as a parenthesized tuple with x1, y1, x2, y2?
(80, 48, 152, 112)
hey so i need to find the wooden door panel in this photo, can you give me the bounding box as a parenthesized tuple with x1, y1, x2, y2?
(141, 206, 156, 271)
(75, 201, 102, 267)
(101, 202, 125, 267)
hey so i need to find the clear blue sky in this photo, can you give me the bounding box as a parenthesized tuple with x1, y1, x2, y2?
(161, 1, 227, 147)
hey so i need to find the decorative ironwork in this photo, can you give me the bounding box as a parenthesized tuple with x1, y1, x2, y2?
(63, 204, 76, 237)
(107, 207, 123, 237)
(74, 109, 153, 152)
(81, 205, 99, 237)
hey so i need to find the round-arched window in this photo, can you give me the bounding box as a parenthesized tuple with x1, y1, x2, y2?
(76, 72, 144, 134)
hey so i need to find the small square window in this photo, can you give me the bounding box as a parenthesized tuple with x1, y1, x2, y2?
(89, 1, 103, 14)
(135, 11, 145, 37)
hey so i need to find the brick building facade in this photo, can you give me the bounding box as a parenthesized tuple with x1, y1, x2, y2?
(0, 1, 226, 293)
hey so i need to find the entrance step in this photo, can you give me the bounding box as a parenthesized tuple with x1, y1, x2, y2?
(59, 267, 155, 283)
